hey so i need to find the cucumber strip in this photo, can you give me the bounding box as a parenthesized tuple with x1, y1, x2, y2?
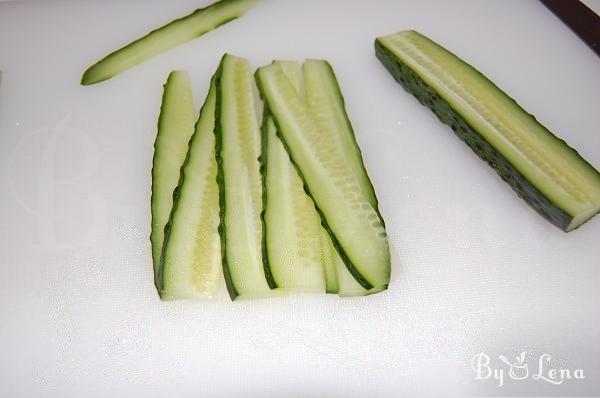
(261, 113, 326, 292)
(215, 54, 275, 300)
(376, 30, 600, 231)
(158, 76, 222, 300)
(255, 63, 391, 290)
(301, 60, 389, 295)
(81, 0, 257, 85)
(302, 60, 379, 208)
(150, 71, 196, 288)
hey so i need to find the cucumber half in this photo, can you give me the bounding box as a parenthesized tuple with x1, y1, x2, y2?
(158, 75, 222, 300)
(150, 71, 196, 289)
(256, 62, 391, 291)
(376, 30, 600, 231)
(81, 0, 257, 85)
(215, 54, 276, 300)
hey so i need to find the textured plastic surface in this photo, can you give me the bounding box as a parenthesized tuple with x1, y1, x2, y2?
(0, 0, 599, 396)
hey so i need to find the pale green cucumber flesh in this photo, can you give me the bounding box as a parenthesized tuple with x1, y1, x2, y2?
(215, 54, 275, 300)
(81, 0, 257, 85)
(376, 30, 600, 232)
(255, 63, 391, 290)
(320, 229, 339, 294)
(335, 253, 387, 297)
(302, 59, 379, 209)
(261, 113, 326, 292)
(151, 71, 196, 289)
(158, 76, 222, 300)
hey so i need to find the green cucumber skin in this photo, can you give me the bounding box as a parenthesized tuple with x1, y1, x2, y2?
(255, 71, 376, 291)
(258, 107, 278, 290)
(81, 0, 254, 85)
(375, 39, 574, 231)
(213, 56, 238, 300)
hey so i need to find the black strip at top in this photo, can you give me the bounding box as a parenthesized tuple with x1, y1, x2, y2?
(540, 0, 600, 57)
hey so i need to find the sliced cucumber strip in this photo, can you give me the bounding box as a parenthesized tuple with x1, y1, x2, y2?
(158, 76, 222, 300)
(302, 60, 379, 208)
(376, 30, 600, 231)
(215, 54, 275, 300)
(261, 113, 326, 292)
(256, 63, 391, 290)
(81, 0, 257, 85)
(151, 71, 196, 289)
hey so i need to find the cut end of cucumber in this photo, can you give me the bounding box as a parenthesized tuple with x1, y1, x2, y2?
(159, 285, 220, 301)
(567, 204, 600, 232)
(338, 285, 388, 298)
(80, 70, 102, 86)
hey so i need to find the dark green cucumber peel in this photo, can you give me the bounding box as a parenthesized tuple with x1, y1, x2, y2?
(258, 107, 278, 290)
(81, 0, 255, 85)
(155, 73, 216, 295)
(255, 72, 376, 291)
(213, 56, 239, 300)
(375, 39, 575, 231)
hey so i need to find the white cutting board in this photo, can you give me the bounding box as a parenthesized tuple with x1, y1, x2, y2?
(1, 1, 599, 396)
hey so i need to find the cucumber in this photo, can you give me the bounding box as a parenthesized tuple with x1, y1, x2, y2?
(150, 71, 196, 289)
(301, 60, 389, 295)
(215, 54, 275, 300)
(376, 30, 600, 231)
(255, 62, 391, 290)
(158, 75, 222, 300)
(81, 0, 257, 85)
(302, 60, 379, 208)
(261, 113, 326, 292)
